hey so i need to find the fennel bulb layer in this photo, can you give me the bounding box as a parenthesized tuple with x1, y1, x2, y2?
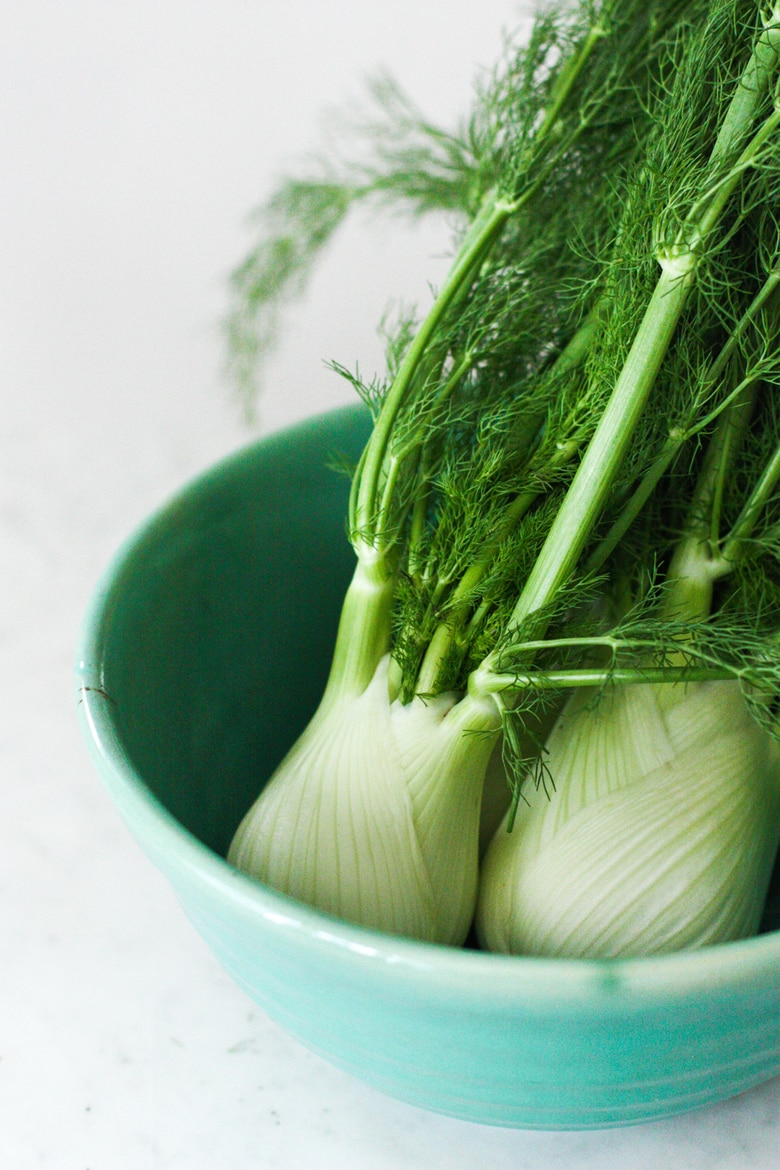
(228, 657, 499, 944)
(476, 681, 780, 958)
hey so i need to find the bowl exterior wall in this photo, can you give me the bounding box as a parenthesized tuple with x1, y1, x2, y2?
(180, 873, 780, 1127)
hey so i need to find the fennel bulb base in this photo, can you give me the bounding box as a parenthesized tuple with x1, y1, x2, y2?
(229, 656, 499, 945)
(477, 681, 780, 958)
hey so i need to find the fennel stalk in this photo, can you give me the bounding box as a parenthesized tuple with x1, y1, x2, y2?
(228, 0, 780, 951)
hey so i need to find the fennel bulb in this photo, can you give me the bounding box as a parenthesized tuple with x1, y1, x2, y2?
(228, 657, 499, 943)
(476, 682, 780, 957)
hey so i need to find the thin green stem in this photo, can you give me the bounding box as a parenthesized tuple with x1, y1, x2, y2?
(393, 349, 476, 468)
(375, 453, 405, 543)
(662, 397, 747, 624)
(720, 438, 780, 564)
(705, 4, 780, 172)
(407, 445, 433, 579)
(678, 12, 780, 250)
(533, 13, 612, 152)
(414, 312, 599, 693)
(585, 270, 780, 574)
(708, 382, 757, 546)
(498, 260, 693, 643)
(686, 106, 780, 253)
(687, 366, 767, 439)
(493, 632, 654, 655)
(473, 664, 736, 693)
(584, 443, 674, 577)
(500, 3, 617, 210)
(353, 192, 516, 541)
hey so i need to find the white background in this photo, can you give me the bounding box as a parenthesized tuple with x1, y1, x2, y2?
(1, 2, 779, 1167)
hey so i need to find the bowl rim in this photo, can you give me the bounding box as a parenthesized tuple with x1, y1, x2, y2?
(75, 405, 780, 1006)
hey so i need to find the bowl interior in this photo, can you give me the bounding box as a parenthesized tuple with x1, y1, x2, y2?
(91, 405, 370, 860)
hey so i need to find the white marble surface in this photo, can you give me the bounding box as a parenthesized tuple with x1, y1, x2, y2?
(1, 2, 779, 1166)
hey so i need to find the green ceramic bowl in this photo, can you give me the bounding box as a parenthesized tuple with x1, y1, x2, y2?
(76, 404, 780, 1130)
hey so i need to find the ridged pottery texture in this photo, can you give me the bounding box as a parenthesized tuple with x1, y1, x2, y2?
(76, 404, 780, 1129)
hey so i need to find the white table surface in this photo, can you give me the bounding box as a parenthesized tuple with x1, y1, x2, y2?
(2, 3, 779, 1166)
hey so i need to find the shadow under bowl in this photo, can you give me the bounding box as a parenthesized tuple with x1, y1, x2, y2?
(76, 403, 780, 1130)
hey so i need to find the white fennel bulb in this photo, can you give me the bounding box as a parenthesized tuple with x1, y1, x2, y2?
(476, 681, 780, 958)
(229, 656, 499, 944)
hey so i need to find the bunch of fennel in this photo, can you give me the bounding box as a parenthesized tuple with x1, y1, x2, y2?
(227, 0, 780, 956)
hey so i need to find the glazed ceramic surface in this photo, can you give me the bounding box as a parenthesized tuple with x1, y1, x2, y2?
(76, 404, 780, 1129)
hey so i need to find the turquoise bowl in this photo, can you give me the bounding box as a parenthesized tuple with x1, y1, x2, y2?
(76, 404, 780, 1129)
